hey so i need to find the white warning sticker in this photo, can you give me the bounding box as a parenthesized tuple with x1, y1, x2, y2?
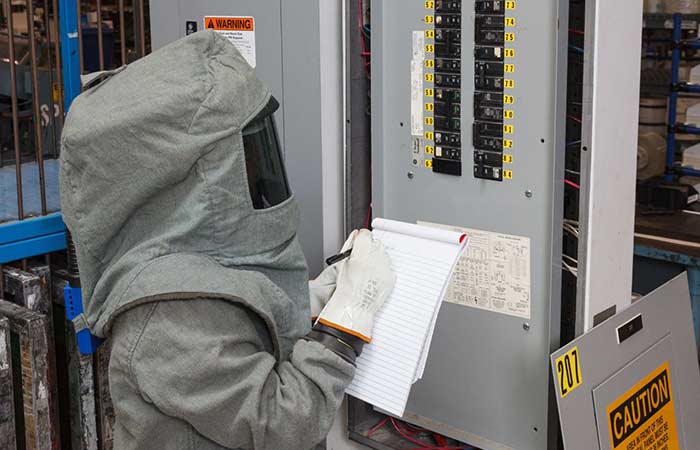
(410, 31, 426, 136)
(421, 222, 532, 319)
(204, 16, 256, 68)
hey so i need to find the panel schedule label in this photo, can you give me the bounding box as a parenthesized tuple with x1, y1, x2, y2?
(606, 362, 680, 450)
(204, 16, 256, 67)
(420, 222, 531, 319)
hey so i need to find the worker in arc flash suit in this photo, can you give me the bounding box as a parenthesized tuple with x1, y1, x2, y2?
(59, 31, 395, 450)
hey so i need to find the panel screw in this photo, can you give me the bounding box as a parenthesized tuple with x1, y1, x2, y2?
(523, 323, 530, 331)
(525, 190, 533, 198)
(408, 171, 415, 179)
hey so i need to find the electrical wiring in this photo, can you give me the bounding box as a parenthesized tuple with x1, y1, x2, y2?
(390, 417, 433, 448)
(562, 254, 578, 266)
(357, 0, 371, 76)
(367, 417, 389, 438)
(568, 44, 584, 54)
(567, 115, 582, 124)
(563, 223, 579, 238)
(564, 179, 581, 190)
(569, 28, 585, 36)
(366, 416, 472, 450)
(404, 446, 474, 450)
(562, 260, 578, 277)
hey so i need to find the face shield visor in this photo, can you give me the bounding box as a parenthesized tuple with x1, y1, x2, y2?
(242, 97, 292, 209)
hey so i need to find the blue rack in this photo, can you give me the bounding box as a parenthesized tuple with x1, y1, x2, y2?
(0, 0, 81, 264)
(668, 13, 700, 180)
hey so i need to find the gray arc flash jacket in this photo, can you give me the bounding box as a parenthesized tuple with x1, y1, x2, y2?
(59, 31, 355, 450)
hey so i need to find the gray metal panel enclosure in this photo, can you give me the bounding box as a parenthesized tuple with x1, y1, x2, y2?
(552, 274, 700, 450)
(371, 1, 567, 448)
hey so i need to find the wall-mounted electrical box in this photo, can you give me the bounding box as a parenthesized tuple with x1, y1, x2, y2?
(340, 0, 642, 449)
(362, 1, 569, 448)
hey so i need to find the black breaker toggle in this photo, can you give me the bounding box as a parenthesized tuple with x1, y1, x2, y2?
(473, 0, 507, 181)
(430, 0, 464, 177)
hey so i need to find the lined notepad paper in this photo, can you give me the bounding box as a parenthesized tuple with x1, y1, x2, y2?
(345, 218, 467, 417)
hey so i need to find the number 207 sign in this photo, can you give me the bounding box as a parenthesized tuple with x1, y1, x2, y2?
(556, 346, 583, 398)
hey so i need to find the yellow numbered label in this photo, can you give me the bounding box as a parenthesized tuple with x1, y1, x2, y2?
(425, 116, 434, 126)
(425, 131, 434, 140)
(506, 0, 516, 9)
(425, 59, 435, 68)
(503, 170, 514, 180)
(503, 154, 513, 164)
(505, 17, 516, 27)
(424, 159, 433, 169)
(504, 63, 516, 73)
(424, 102, 434, 112)
(505, 32, 516, 42)
(425, 29, 435, 39)
(504, 110, 514, 120)
(425, 73, 434, 82)
(503, 124, 514, 134)
(503, 139, 514, 149)
(425, 0, 435, 9)
(503, 95, 515, 104)
(425, 146, 434, 155)
(425, 44, 435, 53)
(425, 15, 434, 24)
(505, 48, 516, 58)
(425, 88, 434, 97)
(556, 347, 583, 398)
(504, 79, 515, 89)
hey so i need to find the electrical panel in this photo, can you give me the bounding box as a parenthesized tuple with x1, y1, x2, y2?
(368, 0, 568, 449)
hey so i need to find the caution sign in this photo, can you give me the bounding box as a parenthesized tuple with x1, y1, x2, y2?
(607, 362, 680, 450)
(204, 16, 256, 68)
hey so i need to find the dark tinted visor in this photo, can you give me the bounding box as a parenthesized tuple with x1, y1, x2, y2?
(242, 97, 291, 209)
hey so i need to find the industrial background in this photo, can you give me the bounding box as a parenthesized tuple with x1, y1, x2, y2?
(0, 1, 699, 450)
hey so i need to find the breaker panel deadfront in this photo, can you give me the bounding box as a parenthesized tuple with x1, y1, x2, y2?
(362, 0, 568, 449)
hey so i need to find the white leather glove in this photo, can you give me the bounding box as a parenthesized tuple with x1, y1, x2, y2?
(317, 229, 396, 343)
(309, 230, 358, 318)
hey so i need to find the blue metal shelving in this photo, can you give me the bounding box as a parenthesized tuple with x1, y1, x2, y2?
(668, 13, 700, 180)
(0, 0, 82, 263)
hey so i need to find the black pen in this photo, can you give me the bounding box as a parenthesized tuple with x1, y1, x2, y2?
(325, 248, 352, 266)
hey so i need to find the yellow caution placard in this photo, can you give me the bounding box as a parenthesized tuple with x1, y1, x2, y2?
(607, 362, 680, 450)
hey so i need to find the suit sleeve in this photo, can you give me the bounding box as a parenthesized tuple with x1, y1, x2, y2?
(128, 299, 355, 450)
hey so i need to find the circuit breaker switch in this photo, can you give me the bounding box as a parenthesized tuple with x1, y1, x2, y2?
(475, 0, 505, 15)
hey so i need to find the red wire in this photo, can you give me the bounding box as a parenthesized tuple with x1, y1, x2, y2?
(564, 179, 581, 190)
(391, 418, 431, 448)
(367, 417, 389, 438)
(358, 0, 371, 75)
(404, 447, 470, 450)
(567, 115, 582, 124)
(433, 432, 449, 447)
(569, 28, 585, 35)
(383, 417, 472, 450)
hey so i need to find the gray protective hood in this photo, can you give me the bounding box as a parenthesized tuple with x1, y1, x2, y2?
(59, 31, 310, 358)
